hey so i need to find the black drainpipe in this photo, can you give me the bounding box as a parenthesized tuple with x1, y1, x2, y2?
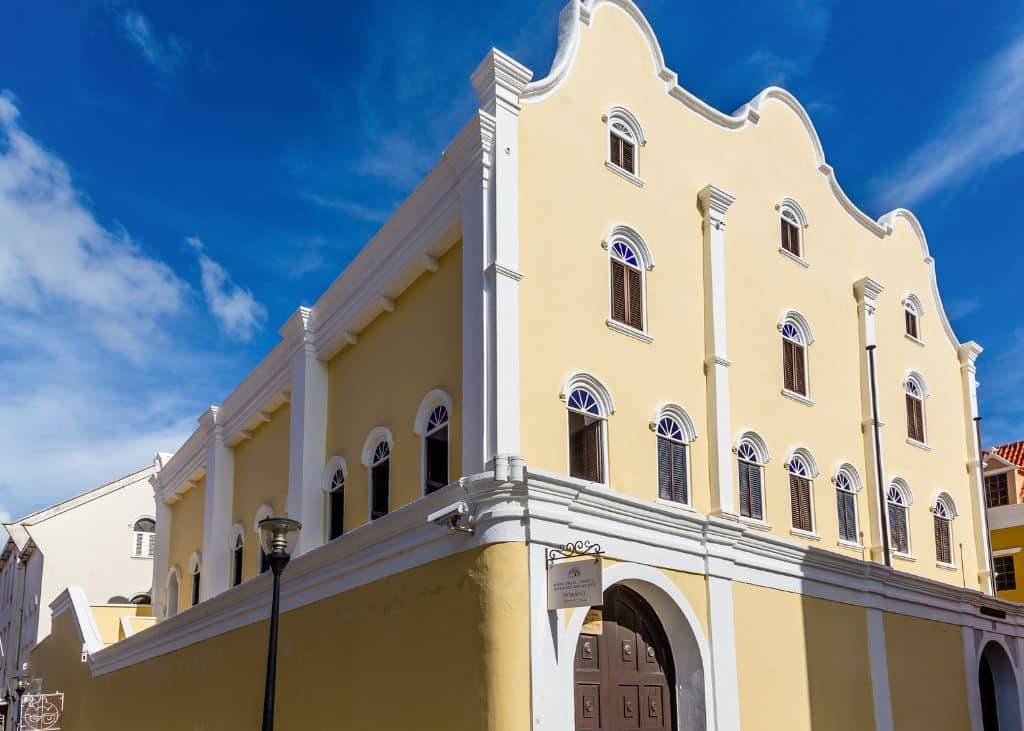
(866, 345, 891, 567)
(975, 416, 996, 594)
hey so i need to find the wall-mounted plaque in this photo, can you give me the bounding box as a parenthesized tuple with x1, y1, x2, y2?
(547, 557, 602, 609)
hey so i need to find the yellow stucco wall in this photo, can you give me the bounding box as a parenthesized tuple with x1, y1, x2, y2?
(31, 542, 528, 731)
(167, 476, 205, 614)
(325, 241, 462, 535)
(885, 612, 971, 729)
(91, 605, 152, 646)
(732, 582, 875, 731)
(232, 402, 291, 580)
(991, 525, 1024, 602)
(517, 2, 980, 587)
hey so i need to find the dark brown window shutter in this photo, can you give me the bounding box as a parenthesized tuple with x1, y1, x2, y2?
(793, 343, 806, 395)
(907, 396, 924, 442)
(784, 340, 806, 395)
(837, 490, 857, 542)
(610, 134, 621, 167)
(790, 474, 812, 532)
(738, 462, 751, 517)
(905, 310, 918, 339)
(626, 266, 642, 329)
(739, 461, 763, 520)
(934, 516, 952, 564)
(781, 219, 800, 256)
(658, 438, 688, 504)
(889, 504, 909, 553)
(425, 426, 449, 494)
(611, 260, 627, 323)
(583, 420, 602, 482)
(622, 140, 635, 173)
(570, 412, 603, 483)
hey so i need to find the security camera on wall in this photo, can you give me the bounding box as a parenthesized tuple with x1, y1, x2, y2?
(426, 501, 473, 533)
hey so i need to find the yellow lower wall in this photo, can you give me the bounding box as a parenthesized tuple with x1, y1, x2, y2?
(991, 525, 1024, 602)
(885, 613, 971, 730)
(31, 543, 529, 731)
(733, 582, 875, 731)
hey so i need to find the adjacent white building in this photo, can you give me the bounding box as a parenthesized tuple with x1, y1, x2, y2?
(0, 455, 167, 693)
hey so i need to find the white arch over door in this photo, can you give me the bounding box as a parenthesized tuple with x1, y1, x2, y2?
(556, 562, 713, 731)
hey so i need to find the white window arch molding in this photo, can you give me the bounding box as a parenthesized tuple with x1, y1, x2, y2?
(779, 310, 814, 404)
(604, 105, 646, 185)
(649, 403, 697, 442)
(560, 372, 615, 416)
(889, 477, 915, 506)
(414, 390, 452, 496)
(734, 429, 771, 523)
(784, 446, 820, 478)
(778, 309, 815, 345)
(905, 370, 929, 398)
(929, 490, 958, 518)
(902, 293, 925, 343)
(187, 551, 202, 576)
(733, 429, 771, 465)
(776, 197, 809, 265)
(602, 225, 654, 342)
(833, 462, 863, 547)
(651, 403, 697, 507)
(887, 476, 915, 557)
(322, 455, 348, 541)
(164, 565, 182, 619)
(413, 389, 454, 436)
(832, 462, 864, 493)
(360, 426, 395, 468)
(561, 372, 614, 485)
(322, 455, 348, 492)
(904, 370, 930, 449)
(252, 503, 275, 533)
(785, 446, 820, 537)
(229, 522, 246, 549)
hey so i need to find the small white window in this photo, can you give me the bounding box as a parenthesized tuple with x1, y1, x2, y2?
(605, 106, 646, 181)
(653, 405, 696, 506)
(777, 198, 808, 262)
(932, 494, 956, 566)
(905, 373, 927, 444)
(835, 468, 860, 544)
(786, 451, 817, 534)
(887, 480, 912, 555)
(903, 294, 924, 341)
(736, 433, 769, 521)
(131, 518, 156, 558)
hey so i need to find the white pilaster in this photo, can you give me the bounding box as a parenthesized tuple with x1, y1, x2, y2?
(699, 185, 737, 518)
(150, 480, 174, 619)
(963, 626, 983, 731)
(867, 608, 894, 731)
(200, 406, 234, 600)
(283, 307, 328, 555)
(959, 341, 992, 594)
(854, 277, 888, 562)
(705, 520, 743, 730)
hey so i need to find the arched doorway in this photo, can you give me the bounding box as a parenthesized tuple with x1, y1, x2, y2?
(574, 585, 675, 730)
(980, 641, 1021, 731)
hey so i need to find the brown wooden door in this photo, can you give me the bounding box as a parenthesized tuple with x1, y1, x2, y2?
(575, 585, 675, 730)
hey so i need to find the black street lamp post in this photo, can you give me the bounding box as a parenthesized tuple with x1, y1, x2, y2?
(257, 517, 301, 731)
(9, 674, 29, 731)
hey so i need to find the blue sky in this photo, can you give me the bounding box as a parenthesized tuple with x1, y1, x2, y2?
(1, 0, 1022, 519)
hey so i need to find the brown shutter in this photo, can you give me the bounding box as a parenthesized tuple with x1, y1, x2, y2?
(583, 421, 602, 482)
(790, 475, 812, 532)
(783, 340, 796, 392)
(748, 464, 763, 520)
(671, 441, 687, 503)
(622, 140, 635, 173)
(569, 412, 586, 479)
(781, 220, 800, 256)
(627, 266, 643, 329)
(837, 490, 857, 542)
(610, 134, 620, 167)
(738, 462, 751, 517)
(907, 396, 924, 442)
(934, 516, 951, 564)
(905, 310, 918, 339)
(793, 343, 807, 395)
(611, 260, 626, 323)
(657, 437, 672, 500)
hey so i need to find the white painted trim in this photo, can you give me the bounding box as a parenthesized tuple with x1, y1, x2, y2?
(604, 160, 644, 186)
(781, 389, 815, 407)
(931, 490, 959, 519)
(993, 548, 1022, 558)
(867, 608, 894, 731)
(779, 309, 815, 345)
(603, 223, 655, 271)
(833, 462, 864, 493)
(705, 574, 741, 730)
(734, 429, 771, 464)
(49, 587, 103, 657)
(776, 197, 809, 227)
(560, 371, 615, 416)
(229, 522, 245, 548)
(604, 105, 647, 144)
(187, 551, 202, 575)
(322, 456, 348, 491)
(360, 426, 395, 468)
(413, 389, 454, 436)
(777, 247, 809, 268)
(606, 318, 653, 343)
(785, 446, 820, 478)
(252, 503, 274, 532)
(651, 403, 698, 443)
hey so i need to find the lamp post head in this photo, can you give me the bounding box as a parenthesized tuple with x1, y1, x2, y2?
(10, 673, 29, 698)
(258, 518, 302, 574)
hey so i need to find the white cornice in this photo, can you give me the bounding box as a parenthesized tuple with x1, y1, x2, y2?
(522, 0, 965, 352)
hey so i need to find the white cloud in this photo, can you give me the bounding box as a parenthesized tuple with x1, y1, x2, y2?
(113, 7, 187, 74)
(304, 193, 393, 224)
(0, 92, 211, 518)
(187, 237, 267, 341)
(946, 298, 981, 321)
(873, 32, 1024, 208)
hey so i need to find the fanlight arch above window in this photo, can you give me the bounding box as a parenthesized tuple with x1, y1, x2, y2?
(734, 429, 771, 465)
(778, 310, 815, 345)
(785, 447, 820, 478)
(230, 522, 246, 548)
(360, 426, 395, 467)
(905, 371, 929, 398)
(605, 106, 647, 145)
(650, 404, 697, 443)
(252, 503, 275, 533)
(561, 372, 614, 416)
(931, 491, 958, 518)
(777, 197, 809, 228)
(322, 456, 348, 491)
(187, 551, 202, 575)
(413, 389, 454, 436)
(887, 477, 914, 506)
(603, 224, 655, 271)
(833, 463, 863, 493)
(903, 293, 925, 317)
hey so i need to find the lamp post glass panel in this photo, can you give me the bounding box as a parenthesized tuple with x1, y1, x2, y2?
(258, 517, 301, 731)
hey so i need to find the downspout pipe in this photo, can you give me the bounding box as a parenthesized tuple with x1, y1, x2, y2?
(866, 345, 891, 567)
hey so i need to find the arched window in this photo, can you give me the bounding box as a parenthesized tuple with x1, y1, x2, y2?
(370, 440, 391, 520)
(905, 374, 927, 444)
(605, 106, 645, 177)
(736, 433, 769, 521)
(786, 451, 817, 534)
(780, 312, 812, 398)
(129, 592, 151, 605)
(253, 504, 274, 574)
(328, 466, 345, 540)
(610, 241, 644, 331)
(653, 406, 696, 506)
(567, 387, 605, 483)
(188, 552, 201, 607)
(932, 494, 956, 566)
(887, 480, 912, 555)
(834, 466, 861, 544)
(424, 406, 449, 494)
(131, 518, 156, 559)
(777, 199, 808, 260)
(165, 567, 180, 619)
(903, 294, 923, 341)
(230, 528, 244, 587)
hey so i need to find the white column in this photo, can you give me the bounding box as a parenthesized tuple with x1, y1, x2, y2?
(200, 406, 234, 600)
(705, 521, 743, 730)
(854, 277, 887, 562)
(963, 627, 984, 731)
(699, 185, 737, 517)
(150, 479, 174, 619)
(867, 608, 894, 731)
(959, 341, 992, 593)
(283, 307, 328, 555)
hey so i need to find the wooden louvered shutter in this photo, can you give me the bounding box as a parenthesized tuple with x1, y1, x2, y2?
(738, 462, 751, 517)
(626, 266, 642, 329)
(790, 475, 812, 532)
(748, 464, 764, 520)
(889, 505, 908, 553)
(781, 219, 800, 256)
(906, 396, 924, 442)
(934, 517, 952, 564)
(611, 260, 627, 323)
(569, 412, 586, 479)
(622, 139, 635, 173)
(783, 341, 795, 391)
(793, 343, 807, 395)
(583, 421, 602, 482)
(837, 491, 857, 542)
(610, 134, 621, 167)
(671, 442, 688, 503)
(657, 437, 672, 500)
(905, 310, 918, 339)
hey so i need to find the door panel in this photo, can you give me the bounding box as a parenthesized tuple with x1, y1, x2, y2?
(574, 586, 675, 730)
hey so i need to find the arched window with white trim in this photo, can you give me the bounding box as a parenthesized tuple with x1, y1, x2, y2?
(887, 480, 912, 555)
(933, 493, 956, 566)
(562, 374, 613, 484)
(605, 106, 645, 177)
(780, 312, 813, 398)
(165, 567, 180, 619)
(834, 465, 862, 544)
(778, 198, 808, 260)
(230, 527, 244, 587)
(253, 503, 274, 574)
(903, 294, 923, 341)
(423, 406, 449, 494)
(653, 405, 697, 506)
(786, 449, 818, 534)
(610, 241, 644, 331)
(131, 517, 156, 558)
(188, 552, 201, 607)
(370, 441, 390, 520)
(736, 432, 769, 521)
(905, 373, 927, 444)
(327, 464, 346, 540)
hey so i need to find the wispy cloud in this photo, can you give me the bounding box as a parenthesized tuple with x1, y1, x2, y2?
(112, 6, 187, 74)
(873, 32, 1024, 209)
(186, 237, 267, 341)
(946, 298, 981, 321)
(745, 50, 803, 87)
(304, 193, 393, 224)
(0, 91, 204, 518)
(979, 326, 1024, 447)
(742, 0, 834, 89)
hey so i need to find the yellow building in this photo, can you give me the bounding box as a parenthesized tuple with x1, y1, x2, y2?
(29, 2, 1024, 729)
(984, 442, 1024, 603)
